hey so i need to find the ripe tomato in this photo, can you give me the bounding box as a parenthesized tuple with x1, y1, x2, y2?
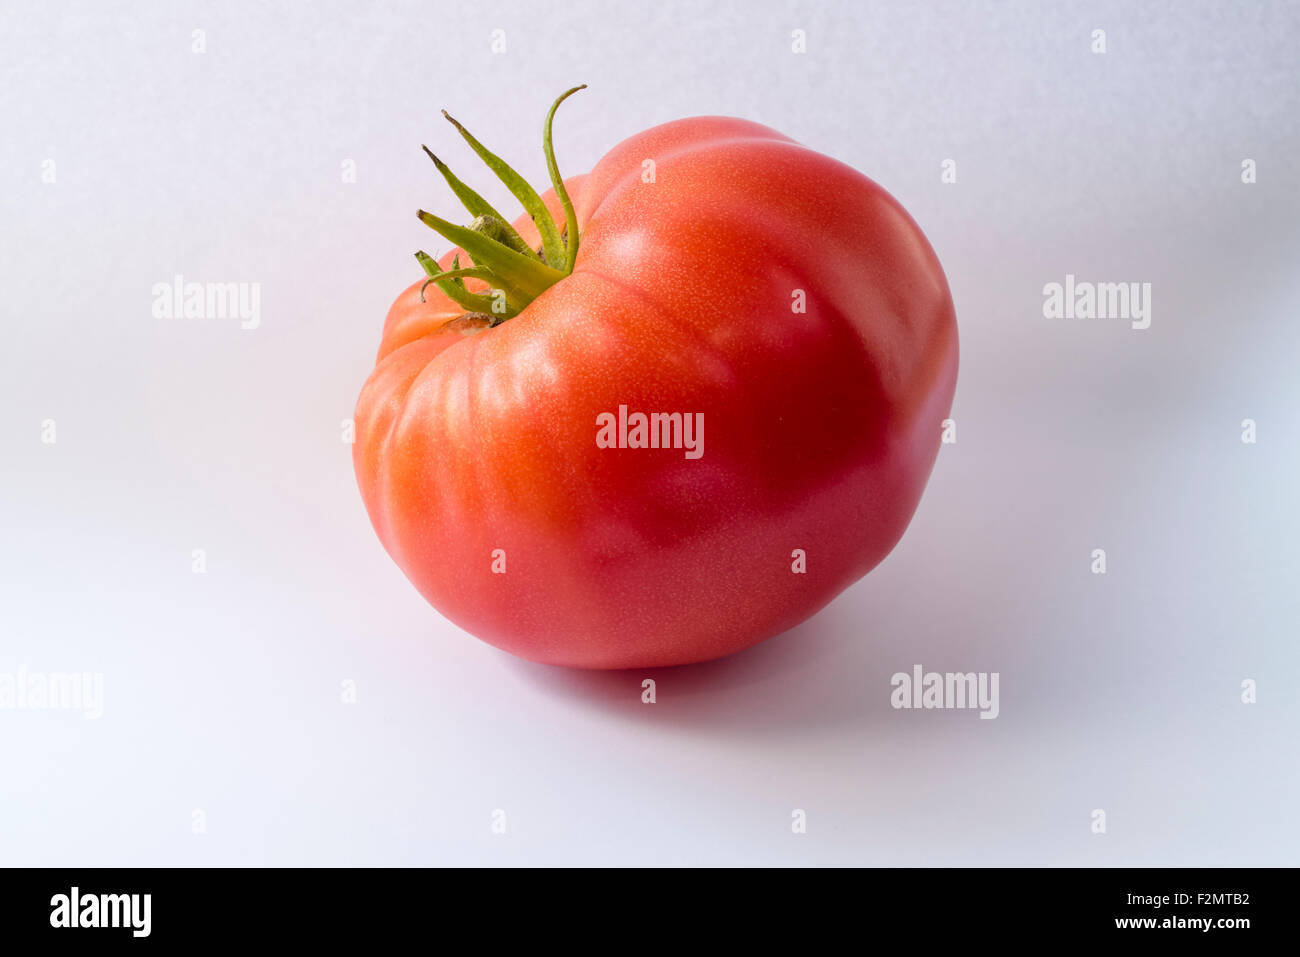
(354, 88, 958, 668)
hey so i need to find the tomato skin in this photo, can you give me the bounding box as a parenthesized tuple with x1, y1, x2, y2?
(354, 116, 957, 668)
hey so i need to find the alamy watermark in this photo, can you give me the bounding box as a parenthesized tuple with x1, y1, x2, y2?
(50, 887, 150, 937)
(0, 667, 103, 719)
(891, 664, 999, 719)
(596, 405, 703, 459)
(1042, 274, 1151, 329)
(152, 274, 261, 329)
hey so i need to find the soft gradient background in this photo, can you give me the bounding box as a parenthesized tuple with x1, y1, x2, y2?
(2, 0, 1297, 865)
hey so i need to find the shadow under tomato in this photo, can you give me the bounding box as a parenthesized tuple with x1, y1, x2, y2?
(500, 519, 1071, 741)
(501, 597, 902, 741)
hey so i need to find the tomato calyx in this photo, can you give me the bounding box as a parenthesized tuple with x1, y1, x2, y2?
(414, 85, 586, 323)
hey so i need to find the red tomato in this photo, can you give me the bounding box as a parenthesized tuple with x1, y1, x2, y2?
(354, 90, 957, 668)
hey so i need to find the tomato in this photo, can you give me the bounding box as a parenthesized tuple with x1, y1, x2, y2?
(354, 88, 958, 669)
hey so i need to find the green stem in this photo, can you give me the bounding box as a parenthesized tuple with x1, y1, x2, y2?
(544, 85, 586, 272)
(422, 147, 536, 258)
(416, 252, 520, 319)
(414, 87, 586, 321)
(441, 109, 567, 268)
(417, 209, 562, 298)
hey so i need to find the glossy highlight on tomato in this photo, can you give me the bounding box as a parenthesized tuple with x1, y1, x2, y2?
(354, 88, 958, 669)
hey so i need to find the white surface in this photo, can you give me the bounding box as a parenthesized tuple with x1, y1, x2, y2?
(1, 0, 1297, 865)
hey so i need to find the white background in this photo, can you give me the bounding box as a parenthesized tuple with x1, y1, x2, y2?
(2, 0, 1297, 865)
